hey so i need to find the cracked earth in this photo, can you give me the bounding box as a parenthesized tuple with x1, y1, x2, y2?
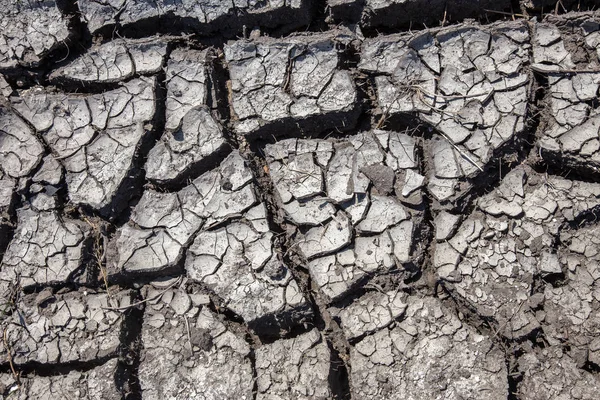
(2, 0, 600, 399)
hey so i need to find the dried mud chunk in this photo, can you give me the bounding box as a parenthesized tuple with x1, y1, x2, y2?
(11, 77, 157, 216)
(0, 358, 121, 399)
(360, 21, 531, 208)
(12, 92, 96, 159)
(328, 0, 512, 29)
(0, 289, 132, 365)
(255, 329, 336, 399)
(49, 38, 168, 84)
(0, 107, 44, 179)
(265, 132, 424, 303)
(334, 290, 407, 341)
(0, 0, 71, 69)
(32, 155, 62, 186)
(0, 206, 92, 293)
(146, 106, 226, 184)
(78, 0, 312, 36)
(434, 210, 461, 241)
(533, 14, 600, 175)
(185, 205, 312, 334)
(139, 290, 253, 400)
(109, 151, 257, 275)
(350, 296, 508, 399)
(356, 195, 408, 233)
(306, 232, 400, 302)
(517, 346, 600, 399)
(63, 78, 156, 213)
(145, 49, 227, 185)
(225, 30, 359, 137)
(164, 49, 214, 132)
(434, 165, 600, 339)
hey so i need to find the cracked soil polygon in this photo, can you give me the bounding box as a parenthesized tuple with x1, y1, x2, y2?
(360, 21, 531, 208)
(225, 30, 360, 137)
(145, 48, 228, 185)
(265, 131, 425, 303)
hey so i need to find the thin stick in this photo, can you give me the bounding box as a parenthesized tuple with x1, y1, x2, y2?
(531, 64, 600, 74)
(438, 131, 484, 172)
(376, 94, 398, 129)
(441, 6, 447, 27)
(483, 9, 526, 17)
(3, 328, 19, 385)
(99, 235, 112, 299)
(101, 277, 183, 312)
(415, 87, 494, 101)
(185, 316, 194, 355)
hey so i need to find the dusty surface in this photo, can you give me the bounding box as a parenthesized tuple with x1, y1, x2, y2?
(138, 281, 254, 400)
(350, 296, 508, 399)
(2, 1, 600, 399)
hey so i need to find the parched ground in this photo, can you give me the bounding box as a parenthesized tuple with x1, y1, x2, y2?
(2, 0, 600, 399)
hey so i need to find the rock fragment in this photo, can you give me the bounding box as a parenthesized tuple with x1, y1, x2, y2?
(350, 296, 508, 399)
(12, 77, 157, 216)
(139, 284, 253, 400)
(265, 132, 425, 302)
(0, 0, 71, 69)
(434, 165, 600, 338)
(360, 21, 531, 207)
(0, 288, 131, 365)
(225, 30, 359, 137)
(145, 48, 227, 185)
(255, 329, 337, 399)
